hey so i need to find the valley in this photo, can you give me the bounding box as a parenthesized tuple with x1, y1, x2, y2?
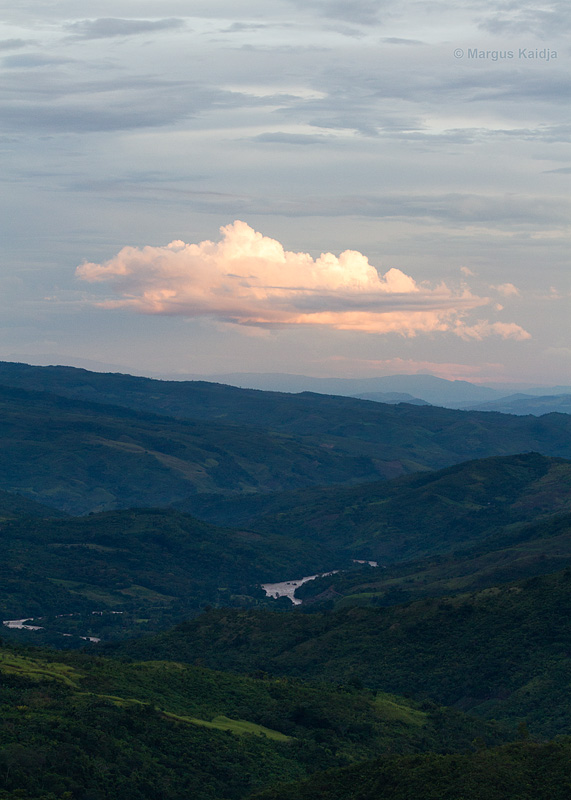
(1, 362, 571, 800)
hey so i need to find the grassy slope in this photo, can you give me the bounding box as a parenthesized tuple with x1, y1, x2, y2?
(0, 384, 387, 514)
(4, 453, 570, 640)
(0, 490, 67, 520)
(296, 510, 571, 609)
(1, 365, 571, 515)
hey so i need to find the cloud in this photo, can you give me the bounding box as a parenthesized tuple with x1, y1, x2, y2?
(66, 18, 186, 40)
(2, 53, 74, 68)
(455, 320, 531, 341)
(494, 283, 520, 296)
(287, 0, 386, 25)
(478, 0, 570, 37)
(221, 22, 270, 33)
(460, 266, 476, 276)
(252, 132, 333, 145)
(76, 221, 529, 339)
(0, 39, 34, 51)
(381, 37, 423, 45)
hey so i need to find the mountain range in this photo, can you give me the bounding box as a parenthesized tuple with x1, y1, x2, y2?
(2, 360, 571, 800)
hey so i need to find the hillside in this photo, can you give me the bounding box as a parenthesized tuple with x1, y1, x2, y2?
(118, 568, 571, 738)
(461, 393, 571, 416)
(0, 641, 506, 800)
(0, 505, 339, 640)
(248, 740, 571, 800)
(0, 362, 503, 406)
(0, 490, 67, 520)
(191, 453, 571, 566)
(0, 384, 389, 514)
(295, 510, 571, 609)
(1, 364, 571, 497)
(3, 453, 571, 643)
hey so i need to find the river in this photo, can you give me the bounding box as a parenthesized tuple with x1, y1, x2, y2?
(2, 617, 101, 643)
(261, 560, 379, 605)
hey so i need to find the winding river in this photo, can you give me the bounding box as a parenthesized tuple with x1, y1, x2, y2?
(261, 560, 378, 605)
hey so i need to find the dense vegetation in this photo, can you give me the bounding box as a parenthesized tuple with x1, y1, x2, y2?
(295, 509, 571, 609)
(0, 384, 386, 514)
(0, 642, 506, 800)
(0, 505, 341, 640)
(2, 453, 571, 645)
(2, 362, 571, 799)
(248, 740, 571, 800)
(118, 568, 571, 738)
(1, 364, 571, 515)
(190, 453, 571, 564)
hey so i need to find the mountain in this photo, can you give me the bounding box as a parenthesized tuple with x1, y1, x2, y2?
(4, 453, 570, 644)
(0, 504, 337, 638)
(295, 510, 571, 610)
(167, 371, 506, 405)
(184, 453, 571, 566)
(351, 391, 430, 405)
(0, 489, 67, 520)
(0, 383, 394, 514)
(1, 365, 571, 517)
(459, 393, 571, 416)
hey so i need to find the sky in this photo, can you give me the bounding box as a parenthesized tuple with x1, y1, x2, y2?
(0, 0, 569, 386)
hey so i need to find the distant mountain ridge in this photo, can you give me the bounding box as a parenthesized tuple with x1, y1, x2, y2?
(0, 363, 571, 514)
(457, 393, 571, 416)
(175, 370, 506, 405)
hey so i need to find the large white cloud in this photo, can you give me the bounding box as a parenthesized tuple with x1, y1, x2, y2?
(76, 221, 529, 338)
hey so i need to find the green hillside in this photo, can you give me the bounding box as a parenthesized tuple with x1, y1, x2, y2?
(4, 453, 571, 644)
(0, 506, 336, 638)
(1, 364, 571, 518)
(119, 568, 571, 738)
(248, 740, 571, 800)
(201, 453, 571, 565)
(0, 642, 506, 800)
(0, 489, 67, 520)
(0, 384, 386, 514)
(296, 510, 571, 609)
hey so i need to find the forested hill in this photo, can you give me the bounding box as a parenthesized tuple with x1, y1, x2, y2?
(117, 567, 571, 737)
(248, 740, 571, 800)
(0, 362, 570, 460)
(0, 383, 388, 513)
(0, 640, 509, 800)
(0, 365, 571, 514)
(183, 452, 571, 563)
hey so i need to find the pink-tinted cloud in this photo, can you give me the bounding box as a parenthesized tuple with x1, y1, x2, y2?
(493, 283, 520, 297)
(455, 320, 531, 341)
(76, 221, 528, 339)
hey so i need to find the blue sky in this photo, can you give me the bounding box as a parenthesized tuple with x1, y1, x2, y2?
(0, 0, 569, 384)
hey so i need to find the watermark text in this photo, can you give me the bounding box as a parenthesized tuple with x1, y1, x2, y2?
(454, 47, 557, 62)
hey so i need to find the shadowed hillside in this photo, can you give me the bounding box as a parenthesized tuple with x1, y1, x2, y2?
(118, 568, 571, 737)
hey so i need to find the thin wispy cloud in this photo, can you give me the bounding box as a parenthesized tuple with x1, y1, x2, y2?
(77, 221, 529, 339)
(288, 0, 386, 25)
(0, 39, 34, 51)
(66, 18, 186, 40)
